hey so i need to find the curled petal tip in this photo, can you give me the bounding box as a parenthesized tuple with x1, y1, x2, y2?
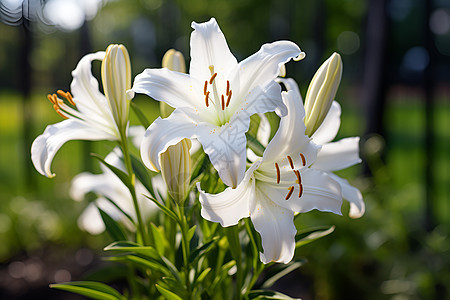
(294, 51, 306, 61)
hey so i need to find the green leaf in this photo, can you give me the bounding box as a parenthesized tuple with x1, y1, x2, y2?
(130, 100, 150, 128)
(130, 153, 156, 198)
(190, 152, 208, 182)
(143, 195, 180, 224)
(91, 154, 133, 192)
(261, 260, 306, 288)
(150, 223, 169, 256)
(98, 208, 127, 241)
(187, 225, 197, 243)
(104, 241, 160, 260)
(106, 255, 170, 276)
(295, 225, 335, 248)
(103, 196, 135, 225)
(189, 237, 219, 264)
(248, 289, 300, 300)
(194, 267, 211, 286)
(155, 284, 183, 300)
(50, 281, 125, 300)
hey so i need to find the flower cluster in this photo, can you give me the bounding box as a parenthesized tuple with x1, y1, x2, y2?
(31, 16, 364, 299)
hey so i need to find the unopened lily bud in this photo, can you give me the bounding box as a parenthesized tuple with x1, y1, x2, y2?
(160, 138, 192, 204)
(160, 49, 186, 118)
(101, 44, 132, 132)
(304, 52, 342, 136)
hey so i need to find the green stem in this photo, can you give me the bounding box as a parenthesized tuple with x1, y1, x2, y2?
(119, 129, 148, 245)
(177, 204, 192, 298)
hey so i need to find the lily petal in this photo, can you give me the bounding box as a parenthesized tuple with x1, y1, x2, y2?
(189, 18, 238, 82)
(263, 90, 319, 167)
(313, 137, 361, 171)
(311, 101, 341, 145)
(31, 119, 116, 177)
(238, 41, 302, 97)
(283, 168, 343, 215)
(132, 68, 200, 110)
(328, 173, 365, 218)
(197, 162, 258, 227)
(256, 113, 271, 147)
(196, 119, 248, 188)
(70, 51, 112, 119)
(140, 109, 198, 172)
(251, 186, 296, 264)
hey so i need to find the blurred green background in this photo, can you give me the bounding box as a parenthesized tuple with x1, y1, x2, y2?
(0, 0, 449, 299)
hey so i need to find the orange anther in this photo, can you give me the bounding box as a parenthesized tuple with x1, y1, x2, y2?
(226, 80, 230, 95)
(275, 162, 280, 184)
(209, 72, 217, 84)
(221, 94, 225, 110)
(226, 90, 232, 107)
(47, 94, 56, 104)
(66, 92, 75, 106)
(294, 169, 301, 184)
(285, 186, 294, 200)
(205, 91, 210, 107)
(298, 184, 303, 198)
(287, 155, 294, 169)
(55, 109, 68, 119)
(300, 153, 306, 166)
(203, 80, 208, 95)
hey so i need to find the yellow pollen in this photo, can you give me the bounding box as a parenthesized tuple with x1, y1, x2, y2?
(286, 186, 294, 200)
(47, 94, 56, 105)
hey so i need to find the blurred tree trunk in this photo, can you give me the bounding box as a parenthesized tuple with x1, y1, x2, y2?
(20, 20, 33, 190)
(424, 0, 436, 232)
(362, 0, 389, 139)
(362, 0, 389, 177)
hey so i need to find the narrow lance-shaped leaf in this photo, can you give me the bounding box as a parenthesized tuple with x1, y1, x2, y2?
(50, 281, 126, 300)
(98, 208, 127, 241)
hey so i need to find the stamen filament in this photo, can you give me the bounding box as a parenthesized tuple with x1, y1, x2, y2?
(209, 72, 217, 84)
(226, 90, 232, 107)
(275, 162, 280, 184)
(286, 186, 294, 200)
(287, 155, 294, 169)
(300, 153, 306, 166)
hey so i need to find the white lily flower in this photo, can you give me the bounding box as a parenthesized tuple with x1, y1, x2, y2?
(198, 90, 343, 264)
(31, 44, 133, 178)
(70, 146, 161, 235)
(282, 78, 365, 218)
(133, 18, 304, 188)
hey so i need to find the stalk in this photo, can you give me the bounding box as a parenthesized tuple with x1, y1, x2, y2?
(119, 128, 148, 245)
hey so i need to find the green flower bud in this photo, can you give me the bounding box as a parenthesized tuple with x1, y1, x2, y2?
(304, 52, 342, 136)
(160, 49, 186, 118)
(101, 44, 132, 133)
(160, 138, 192, 204)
